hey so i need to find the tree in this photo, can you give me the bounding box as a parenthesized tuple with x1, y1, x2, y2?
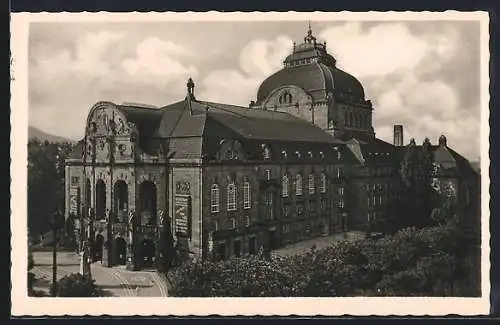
(397, 137, 436, 228)
(28, 140, 75, 238)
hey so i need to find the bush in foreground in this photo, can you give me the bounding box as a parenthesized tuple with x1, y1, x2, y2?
(167, 218, 478, 297)
(51, 273, 102, 297)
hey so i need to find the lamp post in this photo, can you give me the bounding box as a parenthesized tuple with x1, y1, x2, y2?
(50, 209, 63, 297)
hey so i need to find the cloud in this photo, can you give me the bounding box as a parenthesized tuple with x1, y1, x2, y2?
(29, 31, 198, 139)
(122, 37, 198, 83)
(198, 36, 292, 106)
(319, 22, 429, 78)
(27, 22, 480, 161)
(316, 22, 478, 160)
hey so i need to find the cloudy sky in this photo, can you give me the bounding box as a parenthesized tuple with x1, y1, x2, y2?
(28, 19, 481, 160)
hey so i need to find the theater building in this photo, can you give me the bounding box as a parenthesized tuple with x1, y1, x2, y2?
(65, 27, 479, 270)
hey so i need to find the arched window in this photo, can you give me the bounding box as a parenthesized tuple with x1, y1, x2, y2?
(211, 184, 220, 213)
(243, 180, 251, 209)
(282, 175, 289, 197)
(296, 174, 303, 196)
(227, 183, 237, 211)
(308, 174, 315, 194)
(320, 173, 327, 193)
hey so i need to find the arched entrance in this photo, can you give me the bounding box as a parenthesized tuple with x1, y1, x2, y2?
(139, 181, 157, 225)
(93, 234, 104, 263)
(114, 237, 127, 265)
(140, 239, 156, 268)
(113, 180, 128, 222)
(95, 180, 106, 220)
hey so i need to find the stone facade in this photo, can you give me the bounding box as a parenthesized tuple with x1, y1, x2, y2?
(64, 27, 480, 271)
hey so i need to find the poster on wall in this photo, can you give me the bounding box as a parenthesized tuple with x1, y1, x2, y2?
(174, 195, 191, 238)
(69, 186, 80, 216)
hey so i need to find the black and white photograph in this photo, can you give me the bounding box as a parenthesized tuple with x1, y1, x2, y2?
(10, 11, 490, 316)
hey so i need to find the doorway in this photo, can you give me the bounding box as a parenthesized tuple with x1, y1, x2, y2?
(140, 239, 156, 268)
(114, 237, 127, 265)
(93, 234, 104, 263)
(233, 239, 242, 257)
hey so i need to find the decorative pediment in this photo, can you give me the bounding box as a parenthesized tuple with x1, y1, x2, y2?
(216, 139, 247, 162)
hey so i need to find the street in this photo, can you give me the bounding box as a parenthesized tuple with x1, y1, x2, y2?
(31, 251, 169, 297)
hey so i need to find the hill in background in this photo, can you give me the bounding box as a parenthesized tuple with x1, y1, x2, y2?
(28, 126, 76, 143)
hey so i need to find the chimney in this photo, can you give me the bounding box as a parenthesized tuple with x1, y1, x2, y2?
(393, 125, 404, 146)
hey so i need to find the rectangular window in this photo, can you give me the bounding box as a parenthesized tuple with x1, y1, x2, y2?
(367, 213, 371, 222)
(372, 195, 376, 206)
(265, 169, 271, 180)
(338, 199, 344, 209)
(282, 223, 290, 234)
(367, 196, 371, 206)
(283, 205, 290, 217)
(296, 175, 303, 196)
(308, 175, 315, 194)
(71, 176, 80, 185)
(266, 192, 274, 220)
(282, 175, 289, 197)
(320, 199, 326, 211)
(297, 204, 303, 215)
(379, 195, 382, 205)
(228, 218, 236, 229)
(227, 183, 237, 211)
(243, 181, 251, 209)
(211, 184, 220, 213)
(309, 201, 316, 212)
(338, 187, 344, 196)
(320, 173, 327, 193)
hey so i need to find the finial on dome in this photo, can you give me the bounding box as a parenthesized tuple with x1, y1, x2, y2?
(304, 20, 316, 44)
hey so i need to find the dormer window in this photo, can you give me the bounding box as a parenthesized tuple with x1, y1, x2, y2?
(308, 151, 313, 159)
(319, 151, 325, 159)
(262, 144, 271, 160)
(295, 151, 301, 159)
(281, 150, 288, 159)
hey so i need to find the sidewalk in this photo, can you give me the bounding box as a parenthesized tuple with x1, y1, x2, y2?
(272, 231, 366, 257)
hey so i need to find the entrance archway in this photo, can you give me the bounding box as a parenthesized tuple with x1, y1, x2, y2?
(113, 180, 128, 222)
(114, 237, 127, 265)
(93, 234, 104, 263)
(140, 239, 156, 268)
(95, 179, 106, 220)
(139, 181, 157, 225)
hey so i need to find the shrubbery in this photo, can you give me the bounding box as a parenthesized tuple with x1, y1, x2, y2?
(51, 273, 102, 297)
(167, 216, 479, 297)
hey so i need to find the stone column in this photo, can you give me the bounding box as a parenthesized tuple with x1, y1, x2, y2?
(126, 210, 138, 271)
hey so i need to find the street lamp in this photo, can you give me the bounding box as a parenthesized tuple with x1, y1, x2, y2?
(49, 209, 64, 297)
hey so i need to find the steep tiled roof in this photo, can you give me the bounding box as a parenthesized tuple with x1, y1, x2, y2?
(202, 101, 343, 144)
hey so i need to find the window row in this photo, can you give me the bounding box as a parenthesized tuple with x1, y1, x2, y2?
(210, 177, 346, 213)
(367, 194, 385, 207)
(211, 181, 251, 213)
(261, 148, 343, 161)
(282, 173, 335, 197)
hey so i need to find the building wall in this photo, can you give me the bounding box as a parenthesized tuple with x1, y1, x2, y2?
(169, 164, 204, 258)
(200, 161, 348, 259)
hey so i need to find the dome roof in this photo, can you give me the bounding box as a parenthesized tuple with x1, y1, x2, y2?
(256, 26, 366, 105)
(256, 63, 365, 104)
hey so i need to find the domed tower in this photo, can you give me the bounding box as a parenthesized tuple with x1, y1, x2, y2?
(252, 23, 375, 138)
